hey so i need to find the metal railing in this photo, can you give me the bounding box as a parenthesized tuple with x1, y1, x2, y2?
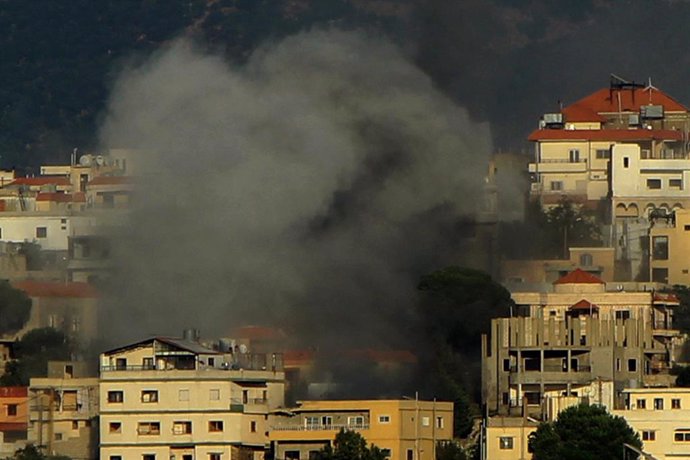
(271, 423, 369, 432)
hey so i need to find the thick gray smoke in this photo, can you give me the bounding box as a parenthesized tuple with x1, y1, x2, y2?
(99, 29, 492, 348)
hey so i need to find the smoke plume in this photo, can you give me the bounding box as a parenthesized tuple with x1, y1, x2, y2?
(98, 29, 492, 350)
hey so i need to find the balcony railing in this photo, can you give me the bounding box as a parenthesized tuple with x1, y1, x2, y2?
(271, 423, 369, 432)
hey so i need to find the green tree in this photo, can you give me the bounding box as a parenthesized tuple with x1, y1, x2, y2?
(436, 441, 469, 460)
(416, 267, 513, 437)
(316, 429, 386, 460)
(0, 280, 31, 335)
(0, 328, 72, 386)
(528, 404, 641, 460)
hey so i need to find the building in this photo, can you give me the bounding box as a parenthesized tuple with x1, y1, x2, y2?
(528, 77, 690, 210)
(0, 387, 28, 457)
(11, 280, 100, 347)
(481, 269, 684, 417)
(648, 209, 690, 285)
(28, 361, 99, 459)
(269, 399, 453, 460)
(99, 332, 285, 460)
(614, 388, 690, 460)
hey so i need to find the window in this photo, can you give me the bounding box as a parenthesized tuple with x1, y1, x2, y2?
(652, 268, 669, 284)
(673, 398, 681, 409)
(179, 389, 189, 401)
(109, 422, 122, 433)
(209, 454, 222, 460)
(647, 179, 662, 189)
(208, 357, 215, 367)
(654, 398, 664, 410)
(637, 399, 646, 409)
(55, 433, 62, 441)
(670, 179, 683, 189)
(348, 416, 365, 427)
(321, 416, 332, 427)
(36, 227, 47, 238)
(596, 149, 610, 159)
(286, 452, 300, 460)
(250, 421, 257, 432)
(652, 236, 669, 260)
(378, 415, 391, 424)
(685, 224, 690, 231)
(421, 416, 430, 427)
(137, 422, 160, 435)
(7, 404, 17, 416)
(172, 421, 192, 435)
(675, 430, 690, 442)
(142, 455, 155, 460)
(628, 359, 637, 372)
(115, 358, 127, 370)
(305, 416, 319, 429)
(616, 359, 621, 372)
(110, 456, 122, 460)
(642, 431, 656, 441)
(209, 389, 220, 401)
(107, 391, 124, 403)
(436, 416, 445, 429)
(406, 449, 414, 460)
(72, 421, 79, 430)
(503, 359, 511, 372)
(624, 157, 630, 168)
(579, 253, 593, 266)
(569, 149, 580, 163)
(209, 421, 224, 432)
(550, 181, 563, 191)
(141, 390, 158, 403)
(499, 437, 514, 450)
(616, 310, 631, 320)
(142, 357, 154, 369)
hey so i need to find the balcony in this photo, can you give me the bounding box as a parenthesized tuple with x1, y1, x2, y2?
(529, 159, 587, 173)
(271, 423, 370, 432)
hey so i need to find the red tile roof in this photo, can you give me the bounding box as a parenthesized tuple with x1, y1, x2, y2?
(562, 103, 605, 123)
(36, 192, 86, 203)
(0, 387, 27, 398)
(566, 87, 688, 116)
(13, 281, 99, 298)
(570, 299, 599, 311)
(553, 269, 605, 285)
(88, 176, 132, 186)
(8, 177, 70, 187)
(528, 128, 685, 142)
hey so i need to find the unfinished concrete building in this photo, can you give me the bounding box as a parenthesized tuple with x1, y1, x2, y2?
(481, 269, 684, 418)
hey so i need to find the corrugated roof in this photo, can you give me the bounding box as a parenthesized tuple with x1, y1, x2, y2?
(553, 269, 605, 285)
(528, 128, 684, 142)
(36, 192, 86, 203)
(88, 176, 132, 186)
(13, 280, 99, 298)
(8, 177, 70, 187)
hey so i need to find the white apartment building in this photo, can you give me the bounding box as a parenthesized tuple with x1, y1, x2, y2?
(99, 332, 285, 460)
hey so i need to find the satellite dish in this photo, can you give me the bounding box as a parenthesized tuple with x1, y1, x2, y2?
(239, 344, 248, 354)
(79, 155, 93, 167)
(95, 155, 105, 166)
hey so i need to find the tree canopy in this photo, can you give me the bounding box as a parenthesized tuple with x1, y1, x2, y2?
(6, 444, 70, 460)
(315, 429, 386, 460)
(0, 280, 32, 335)
(528, 404, 641, 460)
(416, 266, 513, 437)
(0, 328, 72, 386)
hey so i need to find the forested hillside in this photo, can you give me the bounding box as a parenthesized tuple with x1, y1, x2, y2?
(0, 0, 402, 169)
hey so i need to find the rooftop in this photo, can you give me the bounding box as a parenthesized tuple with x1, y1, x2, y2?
(528, 128, 684, 142)
(554, 269, 605, 285)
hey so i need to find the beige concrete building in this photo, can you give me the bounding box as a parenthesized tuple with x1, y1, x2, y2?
(649, 209, 690, 286)
(482, 269, 683, 417)
(614, 388, 690, 460)
(29, 362, 99, 459)
(528, 79, 690, 210)
(269, 399, 453, 460)
(99, 333, 286, 460)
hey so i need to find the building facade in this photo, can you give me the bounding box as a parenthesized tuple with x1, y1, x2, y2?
(649, 209, 690, 285)
(269, 400, 453, 460)
(99, 334, 285, 460)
